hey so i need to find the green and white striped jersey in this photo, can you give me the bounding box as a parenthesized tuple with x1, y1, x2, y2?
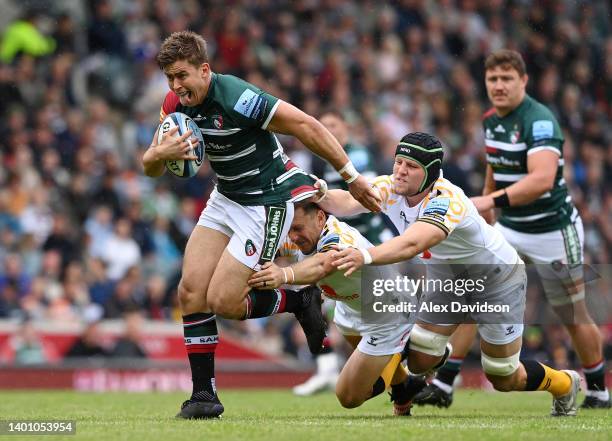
(160, 73, 316, 205)
(483, 95, 576, 233)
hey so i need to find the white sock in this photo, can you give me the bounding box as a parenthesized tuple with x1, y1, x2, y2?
(432, 378, 454, 394)
(585, 389, 610, 401)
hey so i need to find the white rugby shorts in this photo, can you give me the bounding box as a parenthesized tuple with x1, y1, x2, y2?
(198, 188, 294, 271)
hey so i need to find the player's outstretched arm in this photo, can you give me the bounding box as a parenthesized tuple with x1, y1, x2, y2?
(142, 126, 198, 177)
(316, 187, 369, 217)
(333, 222, 446, 276)
(267, 102, 381, 212)
(248, 253, 339, 289)
(472, 150, 558, 212)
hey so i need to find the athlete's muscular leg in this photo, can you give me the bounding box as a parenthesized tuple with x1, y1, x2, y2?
(555, 300, 603, 367)
(206, 249, 255, 319)
(480, 337, 524, 391)
(179, 226, 230, 314)
(335, 336, 398, 408)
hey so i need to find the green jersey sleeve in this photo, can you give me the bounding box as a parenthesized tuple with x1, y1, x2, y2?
(218, 75, 280, 130)
(523, 105, 564, 156)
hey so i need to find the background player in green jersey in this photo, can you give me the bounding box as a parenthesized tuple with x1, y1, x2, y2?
(142, 31, 381, 419)
(312, 110, 392, 245)
(416, 50, 610, 410)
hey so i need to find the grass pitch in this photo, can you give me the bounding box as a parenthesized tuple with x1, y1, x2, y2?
(0, 389, 609, 441)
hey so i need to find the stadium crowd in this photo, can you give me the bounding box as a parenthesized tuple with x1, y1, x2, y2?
(0, 0, 610, 365)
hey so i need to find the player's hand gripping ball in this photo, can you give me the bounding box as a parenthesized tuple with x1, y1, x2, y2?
(158, 112, 205, 178)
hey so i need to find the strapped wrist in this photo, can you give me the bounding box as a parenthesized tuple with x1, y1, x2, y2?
(359, 248, 373, 265)
(493, 189, 510, 208)
(339, 162, 359, 184)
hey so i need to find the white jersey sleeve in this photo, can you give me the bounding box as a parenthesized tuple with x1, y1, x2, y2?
(317, 216, 367, 252)
(417, 183, 468, 236)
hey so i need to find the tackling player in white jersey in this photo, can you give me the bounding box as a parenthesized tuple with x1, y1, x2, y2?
(320, 132, 582, 416)
(248, 202, 420, 415)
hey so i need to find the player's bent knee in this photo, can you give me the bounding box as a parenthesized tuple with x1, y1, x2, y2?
(408, 325, 449, 357)
(207, 293, 244, 319)
(481, 352, 520, 378)
(486, 374, 517, 392)
(336, 391, 364, 409)
(177, 279, 207, 312)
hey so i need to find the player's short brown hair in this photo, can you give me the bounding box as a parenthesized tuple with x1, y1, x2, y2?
(295, 201, 322, 216)
(156, 31, 209, 69)
(484, 49, 526, 76)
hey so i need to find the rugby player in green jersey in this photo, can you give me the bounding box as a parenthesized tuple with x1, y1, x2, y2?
(415, 50, 609, 410)
(142, 31, 381, 419)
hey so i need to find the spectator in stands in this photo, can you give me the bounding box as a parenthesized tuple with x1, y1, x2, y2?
(143, 274, 170, 320)
(103, 273, 142, 319)
(87, 257, 115, 306)
(5, 320, 56, 365)
(101, 218, 141, 282)
(64, 319, 109, 358)
(42, 213, 78, 269)
(110, 310, 148, 358)
(0, 8, 55, 63)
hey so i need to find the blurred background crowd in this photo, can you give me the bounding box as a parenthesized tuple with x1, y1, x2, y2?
(0, 0, 610, 366)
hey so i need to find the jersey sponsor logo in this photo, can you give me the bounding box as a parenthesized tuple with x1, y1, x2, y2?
(251, 98, 268, 121)
(423, 198, 450, 216)
(532, 120, 554, 141)
(487, 155, 521, 168)
(494, 124, 506, 133)
(245, 239, 257, 256)
(193, 114, 206, 121)
(505, 326, 515, 336)
(234, 89, 267, 121)
(260, 206, 287, 263)
(206, 142, 232, 151)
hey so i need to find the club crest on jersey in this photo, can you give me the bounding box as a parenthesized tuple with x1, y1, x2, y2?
(212, 115, 223, 129)
(485, 128, 494, 139)
(245, 239, 256, 256)
(509, 130, 520, 144)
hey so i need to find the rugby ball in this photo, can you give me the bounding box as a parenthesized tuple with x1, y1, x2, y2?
(158, 112, 205, 178)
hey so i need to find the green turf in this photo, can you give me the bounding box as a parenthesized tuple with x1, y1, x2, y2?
(0, 390, 609, 440)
